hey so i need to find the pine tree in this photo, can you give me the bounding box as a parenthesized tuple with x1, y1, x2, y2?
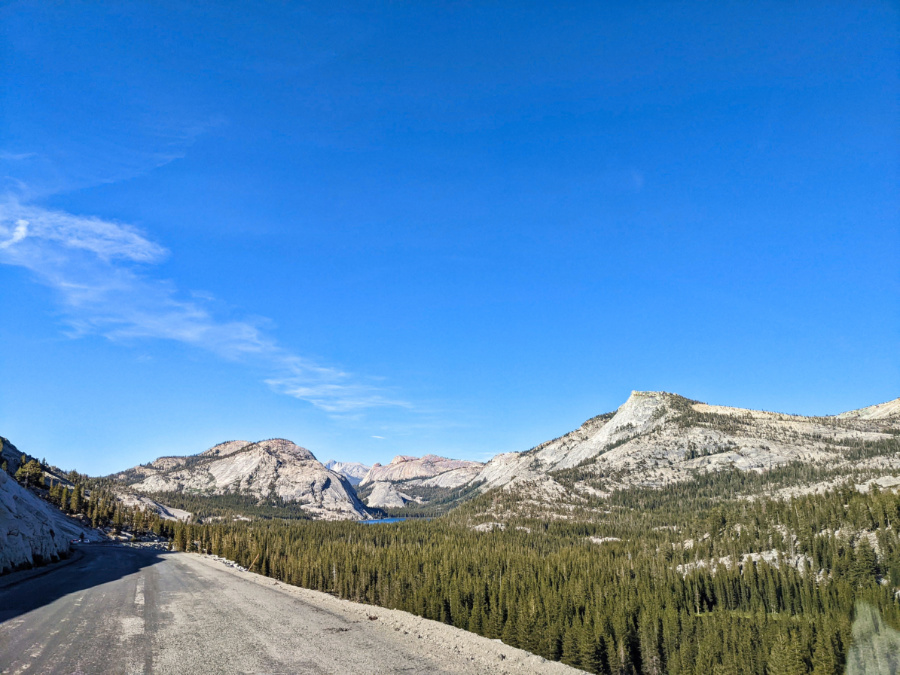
(469, 587, 485, 636)
(639, 610, 664, 675)
(768, 632, 808, 675)
(851, 539, 878, 585)
(811, 631, 838, 675)
(578, 619, 603, 674)
(501, 604, 519, 647)
(71, 484, 83, 514)
(561, 620, 580, 668)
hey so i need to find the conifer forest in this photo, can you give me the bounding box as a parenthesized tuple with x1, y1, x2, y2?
(165, 467, 900, 674)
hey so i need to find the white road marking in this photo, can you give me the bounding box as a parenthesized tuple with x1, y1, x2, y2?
(134, 577, 145, 609)
(118, 574, 148, 675)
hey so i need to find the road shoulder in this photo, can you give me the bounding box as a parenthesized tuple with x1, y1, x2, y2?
(188, 552, 581, 674)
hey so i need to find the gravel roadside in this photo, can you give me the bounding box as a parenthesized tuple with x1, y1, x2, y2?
(187, 551, 584, 674)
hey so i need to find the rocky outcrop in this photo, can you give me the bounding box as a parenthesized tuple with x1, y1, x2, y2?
(114, 491, 192, 521)
(366, 482, 414, 509)
(836, 398, 900, 421)
(120, 439, 372, 520)
(356, 455, 484, 511)
(472, 392, 900, 498)
(360, 455, 482, 487)
(1, 436, 26, 475)
(324, 460, 371, 486)
(0, 470, 94, 574)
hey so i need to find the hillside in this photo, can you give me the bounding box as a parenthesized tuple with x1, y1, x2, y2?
(0, 437, 101, 573)
(356, 454, 483, 509)
(114, 439, 372, 520)
(0, 469, 83, 574)
(466, 391, 900, 518)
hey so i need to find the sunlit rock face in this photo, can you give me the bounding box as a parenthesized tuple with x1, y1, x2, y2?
(0, 470, 91, 573)
(472, 391, 900, 496)
(121, 439, 371, 521)
(365, 481, 412, 509)
(360, 455, 483, 487)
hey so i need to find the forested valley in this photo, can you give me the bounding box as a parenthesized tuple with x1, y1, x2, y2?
(167, 468, 900, 674)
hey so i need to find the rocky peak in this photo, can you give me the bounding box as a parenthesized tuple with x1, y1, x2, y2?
(534, 391, 680, 472)
(252, 439, 317, 462)
(116, 439, 370, 520)
(201, 440, 251, 458)
(836, 397, 900, 421)
(475, 390, 900, 498)
(390, 455, 418, 465)
(360, 454, 484, 487)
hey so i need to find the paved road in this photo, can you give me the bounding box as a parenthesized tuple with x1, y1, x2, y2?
(0, 546, 577, 675)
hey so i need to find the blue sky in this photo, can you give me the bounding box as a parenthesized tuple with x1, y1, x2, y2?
(1, 2, 897, 475)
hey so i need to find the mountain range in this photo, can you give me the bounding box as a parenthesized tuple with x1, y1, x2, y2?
(112, 439, 370, 520)
(2, 390, 899, 571)
(105, 390, 900, 520)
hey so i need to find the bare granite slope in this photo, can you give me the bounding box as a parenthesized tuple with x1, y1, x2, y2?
(471, 392, 900, 504)
(359, 454, 484, 509)
(0, 469, 95, 574)
(360, 455, 483, 487)
(120, 439, 371, 520)
(836, 398, 900, 421)
(366, 481, 412, 508)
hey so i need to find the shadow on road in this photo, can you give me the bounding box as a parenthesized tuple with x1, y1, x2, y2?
(0, 544, 166, 623)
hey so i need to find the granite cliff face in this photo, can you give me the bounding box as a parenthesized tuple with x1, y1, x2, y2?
(355, 393, 900, 512)
(1, 469, 71, 573)
(0, 437, 104, 574)
(469, 391, 900, 512)
(360, 455, 482, 487)
(358, 455, 484, 509)
(0, 459, 96, 575)
(116, 439, 371, 520)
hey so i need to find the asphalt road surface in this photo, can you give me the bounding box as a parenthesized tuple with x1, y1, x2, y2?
(0, 545, 577, 675)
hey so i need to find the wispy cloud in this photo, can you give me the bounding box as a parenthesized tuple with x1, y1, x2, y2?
(266, 357, 411, 414)
(0, 201, 167, 262)
(0, 198, 408, 413)
(0, 151, 38, 161)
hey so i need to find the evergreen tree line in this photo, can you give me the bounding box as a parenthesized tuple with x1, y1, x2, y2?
(548, 437, 900, 522)
(145, 490, 313, 522)
(170, 480, 900, 674)
(44, 479, 175, 538)
(9, 456, 178, 540)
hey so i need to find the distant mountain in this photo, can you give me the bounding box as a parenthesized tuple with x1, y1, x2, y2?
(465, 391, 900, 516)
(357, 455, 484, 509)
(324, 460, 371, 486)
(360, 455, 483, 487)
(113, 439, 372, 521)
(55, 390, 900, 525)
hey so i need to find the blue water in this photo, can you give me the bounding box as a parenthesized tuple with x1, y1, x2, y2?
(359, 517, 432, 524)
